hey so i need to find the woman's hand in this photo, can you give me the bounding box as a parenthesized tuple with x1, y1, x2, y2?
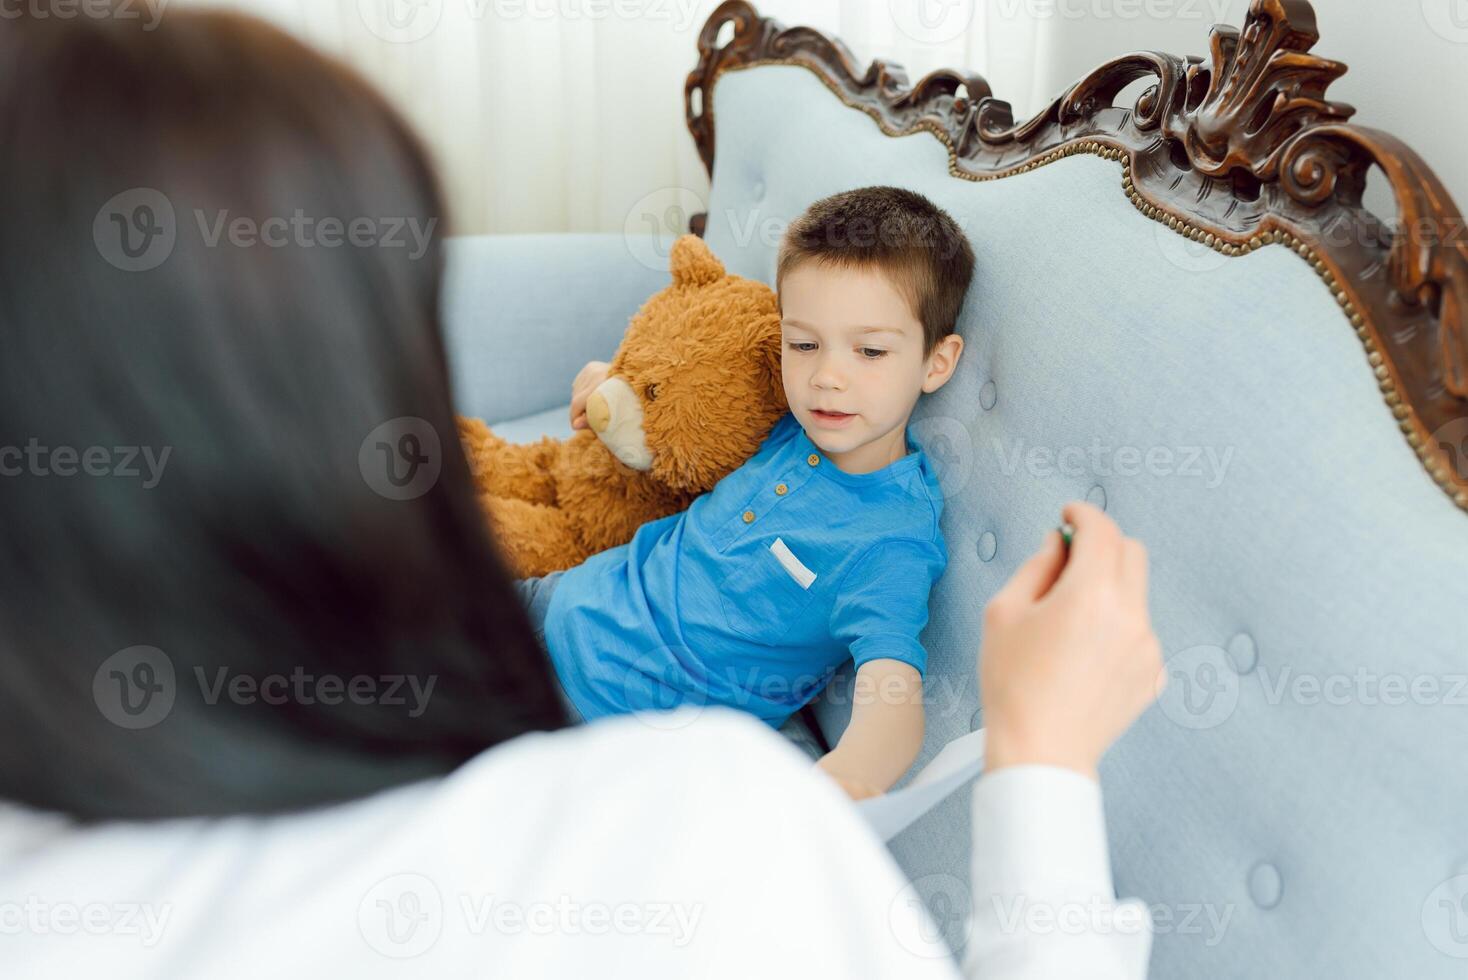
(979, 501, 1163, 781)
(569, 360, 611, 431)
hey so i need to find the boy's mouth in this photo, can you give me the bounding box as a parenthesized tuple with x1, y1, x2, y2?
(810, 408, 856, 428)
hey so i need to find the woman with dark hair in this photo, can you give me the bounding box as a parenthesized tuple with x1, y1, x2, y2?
(0, 8, 1164, 979)
(0, 8, 569, 821)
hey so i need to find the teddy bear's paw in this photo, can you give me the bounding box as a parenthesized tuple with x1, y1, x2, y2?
(457, 417, 562, 505)
(455, 415, 502, 477)
(482, 495, 588, 578)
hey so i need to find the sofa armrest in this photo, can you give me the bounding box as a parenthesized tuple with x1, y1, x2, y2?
(440, 233, 670, 424)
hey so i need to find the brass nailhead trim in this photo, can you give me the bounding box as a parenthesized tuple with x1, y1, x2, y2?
(710, 59, 1467, 515)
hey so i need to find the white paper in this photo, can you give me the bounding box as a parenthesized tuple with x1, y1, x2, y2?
(854, 728, 986, 842)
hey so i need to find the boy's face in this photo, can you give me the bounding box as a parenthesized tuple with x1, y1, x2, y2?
(779, 261, 963, 472)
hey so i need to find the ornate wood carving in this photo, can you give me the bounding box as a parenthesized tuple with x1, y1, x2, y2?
(685, 0, 1468, 513)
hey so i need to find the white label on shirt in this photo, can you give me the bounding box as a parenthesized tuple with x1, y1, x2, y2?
(769, 537, 816, 589)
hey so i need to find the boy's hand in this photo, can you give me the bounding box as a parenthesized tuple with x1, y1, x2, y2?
(815, 763, 882, 801)
(569, 360, 611, 431)
(979, 501, 1163, 781)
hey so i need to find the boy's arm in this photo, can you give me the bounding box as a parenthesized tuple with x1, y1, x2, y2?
(814, 658, 925, 800)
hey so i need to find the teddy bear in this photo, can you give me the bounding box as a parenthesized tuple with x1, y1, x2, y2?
(457, 234, 789, 579)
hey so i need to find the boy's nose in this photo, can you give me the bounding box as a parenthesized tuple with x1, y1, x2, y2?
(812, 366, 846, 389)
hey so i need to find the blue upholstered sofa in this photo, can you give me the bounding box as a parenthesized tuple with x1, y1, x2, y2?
(440, 2, 1468, 976)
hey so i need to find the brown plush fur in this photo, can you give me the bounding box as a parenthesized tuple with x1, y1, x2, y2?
(458, 235, 789, 578)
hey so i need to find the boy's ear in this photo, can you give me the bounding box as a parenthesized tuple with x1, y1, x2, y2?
(922, 333, 964, 393)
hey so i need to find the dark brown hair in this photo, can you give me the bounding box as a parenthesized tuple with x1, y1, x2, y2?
(775, 186, 976, 356)
(0, 8, 569, 820)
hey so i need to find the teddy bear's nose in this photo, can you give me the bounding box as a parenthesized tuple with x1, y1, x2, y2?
(586, 391, 611, 433)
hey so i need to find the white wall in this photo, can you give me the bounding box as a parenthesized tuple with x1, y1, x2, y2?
(815, 0, 1467, 228)
(1308, 1, 1468, 222)
(170, 0, 1466, 235)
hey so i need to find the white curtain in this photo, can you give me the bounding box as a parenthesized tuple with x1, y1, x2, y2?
(182, 0, 727, 235)
(167, 0, 1063, 235)
(173, 0, 1459, 235)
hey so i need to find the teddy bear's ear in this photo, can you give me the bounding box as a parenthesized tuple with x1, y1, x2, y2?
(753, 314, 788, 411)
(668, 234, 725, 288)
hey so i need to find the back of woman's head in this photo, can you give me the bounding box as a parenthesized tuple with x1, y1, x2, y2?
(0, 8, 568, 819)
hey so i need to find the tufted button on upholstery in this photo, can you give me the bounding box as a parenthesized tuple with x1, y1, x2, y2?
(742, 510, 755, 523)
(1086, 484, 1107, 511)
(807, 453, 820, 466)
(775, 483, 788, 495)
(1248, 862, 1284, 909)
(1227, 632, 1259, 675)
(977, 531, 998, 562)
(979, 380, 997, 411)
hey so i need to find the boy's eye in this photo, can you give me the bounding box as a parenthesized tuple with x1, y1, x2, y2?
(785, 341, 886, 359)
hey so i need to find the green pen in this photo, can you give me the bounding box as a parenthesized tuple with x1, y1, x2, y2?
(1057, 521, 1075, 552)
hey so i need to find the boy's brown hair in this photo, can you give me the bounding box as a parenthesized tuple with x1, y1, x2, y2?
(775, 186, 975, 358)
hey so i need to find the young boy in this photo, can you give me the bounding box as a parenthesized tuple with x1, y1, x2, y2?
(517, 186, 974, 800)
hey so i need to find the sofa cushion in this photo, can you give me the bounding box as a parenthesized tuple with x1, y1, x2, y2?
(487, 403, 576, 445)
(701, 62, 1468, 977)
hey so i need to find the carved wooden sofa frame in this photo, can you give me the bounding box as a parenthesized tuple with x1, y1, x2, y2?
(684, 0, 1468, 513)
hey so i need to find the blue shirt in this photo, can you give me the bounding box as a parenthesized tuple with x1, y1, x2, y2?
(543, 411, 948, 729)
